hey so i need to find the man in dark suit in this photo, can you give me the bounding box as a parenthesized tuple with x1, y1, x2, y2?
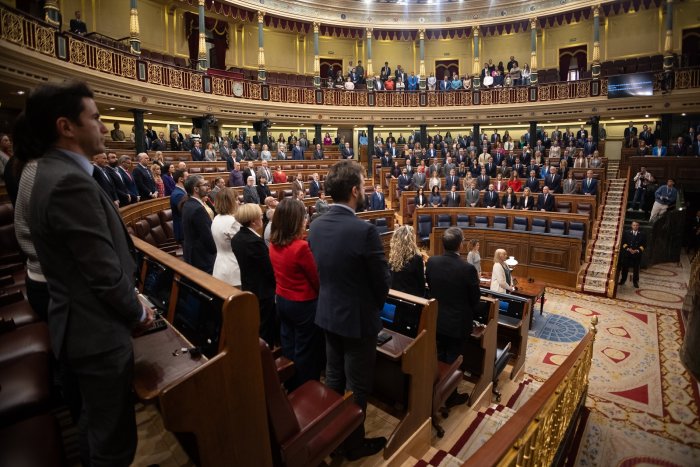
(537, 186, 555, 211)
(624, 121, 638, 140)
(525, 169, 540, 193)
(245, 143, 260, 161)
(308, 161, 391, 461)
(70, 10, 88, 34)
(233, 143, 246, 161)
(544, 167, 562, 193)
(151, 131, 167, 151)
(341, 142, 354, 159)
(312, 143, 324, 160)
(380, 61, 391, 83)
(92, 152, 119, 205)
(476, 168, 490, 191)
(618, 221, 646, 288)
(380, 152, 392, 168)
(369, 185, 386, 211)
(191, 140, 204, 161)
(671, 136, 688, 156)
(118, 155, 139, 203)
(581, 170, 598, 196)
(243, 176, 261, 204)
(145, 124, 157, 144)
(483, 184, 500, 208)
(692, 134, 700, 157)
(107, 152, 134, 206)
(292, 141, 304, 160)
(181, 175, 216, 273)
(576, 125, 588, 146)
(398, 168, 413, 192)
(26, 82, 153, 467)
(170, 169, 188, 243)
(445, 169, 460, 191)
(583, 137, 596, 156)
(132, 152, 157, 200)
(220, 141, 234, 170)
(257, 176, 272, 202)
(242, 161, 257, 185)
(309, 173, 321, 198)
(426, 226, 481, 373)
(445, 185, 461, 207)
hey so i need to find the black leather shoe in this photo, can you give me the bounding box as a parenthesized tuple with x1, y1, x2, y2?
(445, 391, 469, 408)
(618, 281, 626, 286)
(633, 283, 639, 288)
(345, 437, 387, 461)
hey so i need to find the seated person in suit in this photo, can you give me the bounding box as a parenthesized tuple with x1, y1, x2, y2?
(426, 227, 481, 407)
(671, 136, 687, 156)
(429, 186, 443, 207)
(581, 169, 598, 196)
(518, 187, 535, 210)
(483, 184, 500, 208)
(537, 186, 555, 212)
(369, 185, 386, 211)
(652, 140, 667, 157)
(445, 184, 461, 207)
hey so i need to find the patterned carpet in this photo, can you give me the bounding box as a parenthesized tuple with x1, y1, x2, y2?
(525, 287, 700, 466)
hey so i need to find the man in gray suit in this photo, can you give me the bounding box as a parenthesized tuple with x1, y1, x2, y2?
(465, 180, 481, 207)
(412, 170, 426, 191)
(26, 82, 153, 467)
(243, 176, 261, 204)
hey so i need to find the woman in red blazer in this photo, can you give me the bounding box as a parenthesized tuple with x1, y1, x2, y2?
(507, 171, 523, 192)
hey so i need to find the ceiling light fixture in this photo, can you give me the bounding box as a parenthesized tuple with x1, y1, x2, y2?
(16, 90, 25, 95)
(108, 107, 115, 110)
(644, 114, 649, 118)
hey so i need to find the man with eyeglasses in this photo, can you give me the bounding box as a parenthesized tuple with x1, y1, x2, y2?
(181, 174, 216, 274)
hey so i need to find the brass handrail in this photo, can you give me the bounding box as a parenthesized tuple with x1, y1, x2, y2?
(463, 317, 598, 467)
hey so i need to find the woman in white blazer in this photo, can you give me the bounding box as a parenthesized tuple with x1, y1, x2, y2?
(211, 188, 242, 287)
(490, 249, 517, 293)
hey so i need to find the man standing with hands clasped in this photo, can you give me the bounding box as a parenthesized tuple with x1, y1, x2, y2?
(23, 82, 154, 467)
(618, 221, 646, 288)
(308, 160, 391, 461)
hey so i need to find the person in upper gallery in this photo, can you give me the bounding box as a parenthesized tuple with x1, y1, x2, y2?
(671, 136, 688, 156)
(501, 186, 517, 210)
(490, 249, 517, 294)
(562, 170, 578, 195)
(519, 187, 535, 210)
(182, 174, 216, 273)
(312, 143, 324, 160)
(384, 76, 395, 90)
(407, 72, 419, 91)
(344, 76, 355, 91)
(631, 166, 654, 212)
(341, 141, 354, 159)
(132, 152, 157, 200)
(150, 131, 167, 151)
(537, 185, 555, 212)
(649, 178, 677, 222)
(439, 74, 451, 91)
(388, 224, 426, 300)
(581, 169, 598, 196)
(380, 61, 391, 83)
(231, 203, 277, 346)
(652, 139, 667, 157)
(110, 122, 125, 142)
(624, 121, 638, 140)
(692, 133, 700, 157)
(211, 187, 242, 288)
(427, 72, 437, 90)
(618, 221, 646, 289)
(323, 132, 333, 145)
(576, 124, 588, 146)
(307, 160, 391, 461)
(70, 10, 88, 35)
(369, 184, 386, 211)
(24, 81, 153, 467)
(426, 227, 481, 406)
(269, 198, 322, 391)
(636, 139, 650, 156)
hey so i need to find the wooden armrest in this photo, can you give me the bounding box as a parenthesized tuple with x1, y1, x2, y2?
(0, 289, 24, 307)
(275, 356, 295, 384)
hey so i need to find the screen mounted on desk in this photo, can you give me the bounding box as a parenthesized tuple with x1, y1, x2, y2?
(607, 73, 654, 99)
(136, 254, 173, 313)
(479, 288, 529, 321)
(382, 296, 423, 338)
(171, 278, 224, 358)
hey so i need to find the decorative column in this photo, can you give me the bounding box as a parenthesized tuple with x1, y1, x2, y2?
(314, 124, 322, 146)
(366, 28, 374, 90)
(313, 22, 321, 88)
(472, 27, 481, 89)
(530, 18, 538, 85)
(257, 11, 266, 81)
(419, 124, 428, 148)
(129, 0, 141, 55)
(367, 125, 375, 177)
(663, 0, 674, 72)
(43, 0, 60, 28)
(130, 109, 146, 154)
(418, 29, 426, 90)
(197, 0, 208, 71)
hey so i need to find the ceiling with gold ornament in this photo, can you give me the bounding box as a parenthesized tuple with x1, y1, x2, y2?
(227, 0, 613, 28)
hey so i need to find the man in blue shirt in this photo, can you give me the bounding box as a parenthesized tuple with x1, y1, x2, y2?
(649, 179, 677, 222)
(652, 140, 667, 157)
(407, 72, 419, 91)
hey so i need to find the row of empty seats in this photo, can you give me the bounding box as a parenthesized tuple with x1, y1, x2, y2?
(0, 203, 64, 467)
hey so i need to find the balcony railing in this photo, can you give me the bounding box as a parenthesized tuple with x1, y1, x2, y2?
(2, 4, 700, 108)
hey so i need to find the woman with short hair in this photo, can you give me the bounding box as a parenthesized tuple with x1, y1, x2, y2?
(269, 198, 322, 390)
(211, 187, 242, 287)
(490, 249, 517, 293)
(388, 225, 425, 297)
(231, 203, 277, 346)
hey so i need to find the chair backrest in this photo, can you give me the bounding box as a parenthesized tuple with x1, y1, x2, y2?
(437, 214, 451, 228)
(145, 213, 161, 229)
(556, 201, 572, 213)
(418, 214, 432, 239)
(475, 215, 488, 228)
(258, 339, 300, 446)
(493, 215, 507, 229)
(550, 220, 566, 235)
(568, 221, 585, 238)
(375, 217, 389, 234)
(531, 218, 547, 233)
(576, 202, 592, 215)
(513, 216, 528, 231)
(133, 219, 157, 245)
(456, 214, 470, 228)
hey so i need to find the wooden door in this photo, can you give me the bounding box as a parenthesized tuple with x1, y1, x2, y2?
(435, 60, 459, 81)
(558, 45, 587, 81)
(320, 58, 343, 80)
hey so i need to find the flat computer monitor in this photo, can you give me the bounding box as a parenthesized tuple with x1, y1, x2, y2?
(382, 295, 423, 338)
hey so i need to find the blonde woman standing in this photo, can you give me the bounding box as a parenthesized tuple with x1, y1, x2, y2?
(389, 225, 425, 297)
(211, 187, 242, 287)
(490, 248, 517, 293)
